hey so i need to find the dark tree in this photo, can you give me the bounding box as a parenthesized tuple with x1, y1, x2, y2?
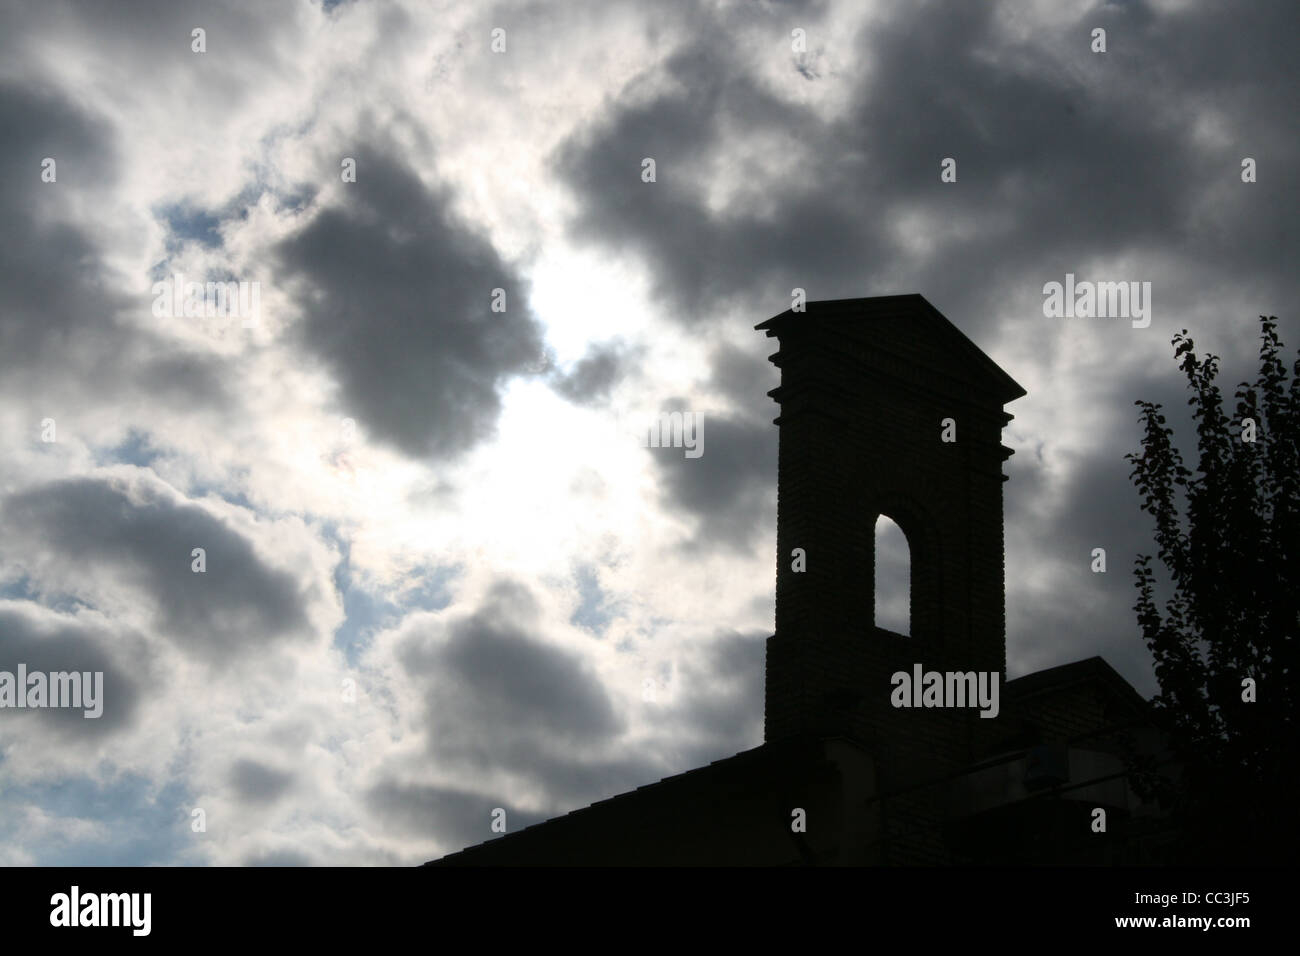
(1126, 316, 1299, 863)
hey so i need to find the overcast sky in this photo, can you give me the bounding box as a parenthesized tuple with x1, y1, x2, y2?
(0, 0, 1295, 865)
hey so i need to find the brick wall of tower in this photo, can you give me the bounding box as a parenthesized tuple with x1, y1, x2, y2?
(761, 304, 1021, 808)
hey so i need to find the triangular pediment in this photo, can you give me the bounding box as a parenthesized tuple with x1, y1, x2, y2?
(756, 294, 1026, 405)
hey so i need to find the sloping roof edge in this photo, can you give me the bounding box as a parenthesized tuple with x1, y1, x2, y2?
(756, 293, 1027, 404)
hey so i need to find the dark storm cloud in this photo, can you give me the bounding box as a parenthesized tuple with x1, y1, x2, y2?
(664, 629, 767, 768)
(440, 620, 617, 738)
(0, 82, 123, 376)
(391, 579, 670, 813)
(228, 758, 295, 805)
(556, 0, 1298, 692)
(555, 0, 1299, 337)
(634, 344, 779, 555)
(275, 145, 549, 460)
(706, 342, 780, 421)
(399, 579, 620, 743)
(554, 42, 846, 324)
(550, 341, 637, 406)
(364, 779, 548, 847)
(1003, 328, 1281, 697)
(0, 605, 142, 739)
(0, 476, 312, 660)
(650, 411, 776, 552)
(0, 0, 298, 412)
(242, 848, 315, 867)
(381, 627, 772, 847)
(1005, 447, 1156, 692)
(0, 80, 229, 407)
(0, 0, 302, 103)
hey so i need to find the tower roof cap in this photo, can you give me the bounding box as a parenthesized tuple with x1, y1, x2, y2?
(756, 293, 1027, 404)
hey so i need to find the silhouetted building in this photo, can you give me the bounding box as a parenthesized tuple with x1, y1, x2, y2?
(429, 294, 1178, 866)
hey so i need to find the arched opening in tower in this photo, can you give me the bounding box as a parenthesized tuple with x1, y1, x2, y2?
(874, 514, 911, 636)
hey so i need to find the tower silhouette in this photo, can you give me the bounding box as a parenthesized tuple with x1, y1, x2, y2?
(758, 295, 1025, 860)
(429, 295, 1174, 866)
(761, 294, 1024, 730)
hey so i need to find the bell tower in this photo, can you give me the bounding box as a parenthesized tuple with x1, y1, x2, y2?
(757, 295, 1025, 774)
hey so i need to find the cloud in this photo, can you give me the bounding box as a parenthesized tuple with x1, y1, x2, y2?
(275, 143, 549, 460)
(554, 0, 1299, 340)
(0, 80, 231, 409)
(228, 758, 296, 806)
(364, 779, 548, 848)
(662, 628, 767, 767)
(553, 0, 1299, 696)
(0, 81, 123, 377)
(0, 473, 316, 661)
(242, 848, 315, 867)
(554, 41, 838, 324)
(1, 0, 1295, 867)
(649, 412, 776, 553)
(396, 579, 623, 747)
(361, 577, 677, 841)
(706, 342, 781, 420)
(0, 602, 143, 740)
(550, 341, 637, 406)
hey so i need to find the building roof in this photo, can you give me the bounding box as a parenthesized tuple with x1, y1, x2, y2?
(1004, 655, 1150, 717)
(425, 734, 850, 865)
(756, 294, 1027, 405)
